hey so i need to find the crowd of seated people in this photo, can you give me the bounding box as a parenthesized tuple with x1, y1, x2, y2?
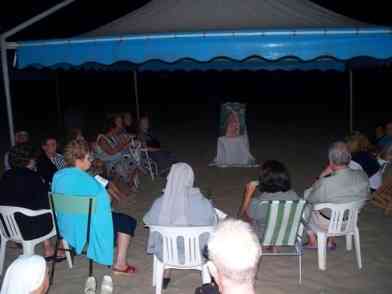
(2, 116, 392, 293)
(94, 114, 140, 189)
(238, 141, 371, 253)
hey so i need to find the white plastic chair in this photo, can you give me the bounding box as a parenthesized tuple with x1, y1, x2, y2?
(149, 225, 214, 294)
(0, 206, 56, 275)
(214, 208, 227, 222)
(308, 200, 366, 271)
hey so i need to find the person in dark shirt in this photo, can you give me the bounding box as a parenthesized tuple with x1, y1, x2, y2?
(36, 136, 65, 186)
(0, 144, 56, 259)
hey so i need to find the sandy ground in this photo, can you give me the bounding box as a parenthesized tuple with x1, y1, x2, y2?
(1, 119, 392, 294)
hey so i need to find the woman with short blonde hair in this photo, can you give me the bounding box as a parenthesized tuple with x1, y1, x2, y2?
(52, 139, 138, 275)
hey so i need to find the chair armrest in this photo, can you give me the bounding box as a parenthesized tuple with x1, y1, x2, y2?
(16, 208, 53, 217)
(311, 203, 332, 211)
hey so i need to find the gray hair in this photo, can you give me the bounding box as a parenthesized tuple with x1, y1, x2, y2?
(207, 219, 261, 284)
(328, 141, 351, 166)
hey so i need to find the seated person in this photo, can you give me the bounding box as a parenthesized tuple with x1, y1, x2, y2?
(143, 162, 218, 289)
(346, 132, 379, 177)
(238, 160, 299, 251)
(36, 135, 65, 185)
(377, 121, 392, 150)
(95, 114, 139, 188)
(52, 139, 137, 275)
(122, 112, 136, 135)
(304, 141, 369, 250)
(0, 144, 56, 260)
(3, 130, 29, 171)
(370, 143, 392, 191)
(1, 255, 49, 294)
(200, 219, 261, 294)
(137, 115, 177, 175)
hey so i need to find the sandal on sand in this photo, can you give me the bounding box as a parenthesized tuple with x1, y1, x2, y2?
(112, 265, 137, 276)
(100, 275, 113, 294)
(84, 276, 96, 294)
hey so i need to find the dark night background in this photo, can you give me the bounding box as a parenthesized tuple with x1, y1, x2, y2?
(0, 1, 391, 151)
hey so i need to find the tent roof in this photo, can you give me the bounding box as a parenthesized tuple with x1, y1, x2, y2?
(83, 0, 367, 37)
(12, 0, 392, 71)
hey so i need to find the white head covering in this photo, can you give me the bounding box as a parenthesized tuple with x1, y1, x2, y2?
(1, 255, 47, 294)
(158, 162, 195, 225)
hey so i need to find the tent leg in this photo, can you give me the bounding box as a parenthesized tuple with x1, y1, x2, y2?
(1, 42, 16, 146)
(349, 69, 353, 134)
(133, 70, 140, 120)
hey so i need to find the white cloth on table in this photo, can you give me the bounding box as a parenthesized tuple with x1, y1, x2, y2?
(210, 135, 257, 167)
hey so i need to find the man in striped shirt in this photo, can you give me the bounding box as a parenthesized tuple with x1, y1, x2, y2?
(36, 136, 66, 186)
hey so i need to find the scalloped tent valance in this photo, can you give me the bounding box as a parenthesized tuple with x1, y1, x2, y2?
(13, 0, 392, 71)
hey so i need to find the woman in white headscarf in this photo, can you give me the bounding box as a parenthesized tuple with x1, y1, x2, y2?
(1, 255, 48, 294)
(143, 162, 217, 288)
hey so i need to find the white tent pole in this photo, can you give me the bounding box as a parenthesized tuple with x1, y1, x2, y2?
(133, 70, 140, 120)
(1, 0, 76, 146)
(1, 45, 15, 145)
(349, 69, 353, 134)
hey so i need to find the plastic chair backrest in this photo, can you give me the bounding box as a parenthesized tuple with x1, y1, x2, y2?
(0, 206, 38, 242)
(313, 200, 366, 235)
(149, 225, 214, 267)
(214, 208, 227, 221)
(50, 193, 96, 215)
(262, 200, 306, 246)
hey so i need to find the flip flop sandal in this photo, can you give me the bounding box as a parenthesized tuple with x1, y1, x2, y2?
(112, 265, 137, 276)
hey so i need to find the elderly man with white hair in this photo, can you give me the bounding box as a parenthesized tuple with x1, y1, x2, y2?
(204, 219, 261, 294)
(304, 141, 370, 250)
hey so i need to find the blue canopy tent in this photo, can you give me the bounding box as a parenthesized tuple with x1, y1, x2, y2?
(2, 0, 392, 144)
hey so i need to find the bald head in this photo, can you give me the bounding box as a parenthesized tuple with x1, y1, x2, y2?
(207, 219, 261, 285)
